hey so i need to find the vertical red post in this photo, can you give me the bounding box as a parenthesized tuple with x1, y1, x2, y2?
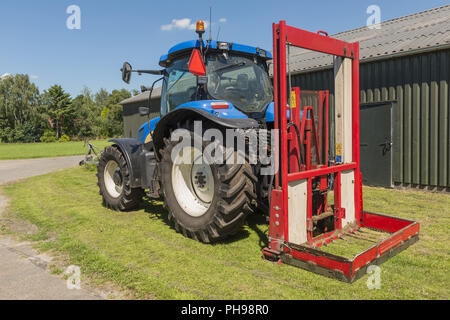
(324, 91, 329, 167)
(272, 23, 280, 190)
(307, 178, 313, 245)
(318, 91, 323, 164)
(278, 21, 289, 242)
(334, 171, 342, 230)
(289, 87, 301, 173)
(305, 120, 312, 171)
(351, 43, 362, 225)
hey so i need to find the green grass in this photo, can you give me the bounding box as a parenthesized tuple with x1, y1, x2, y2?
(0, 140, 112, 160)
(2, 168, 450, 299)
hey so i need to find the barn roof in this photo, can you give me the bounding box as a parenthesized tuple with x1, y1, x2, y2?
(289, 5, 450, 74)
(119, 86, 162, 105)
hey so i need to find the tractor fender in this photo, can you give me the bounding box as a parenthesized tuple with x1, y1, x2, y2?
(109, 138, 157, 190)
(152, 107, 259, 156)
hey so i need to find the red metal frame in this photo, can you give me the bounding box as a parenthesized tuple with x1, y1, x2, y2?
(284, 212, 419, 282)
(263, 21, 419, 282)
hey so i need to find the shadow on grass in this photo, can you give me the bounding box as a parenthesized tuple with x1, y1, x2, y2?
(140, 197, 269, 246)
(141, 197, 169, 223)
(247, 214, 269, 249)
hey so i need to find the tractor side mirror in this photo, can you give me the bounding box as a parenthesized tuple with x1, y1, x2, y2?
(139, 107, 150, 116)
(121, 62, 132, 84)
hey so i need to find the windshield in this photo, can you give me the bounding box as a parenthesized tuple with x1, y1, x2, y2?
(206, 55, 273, 114)
(161, 54, 273, 115)
(161, 57, 197, 115)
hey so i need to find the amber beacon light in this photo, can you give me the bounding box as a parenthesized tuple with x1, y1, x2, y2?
(196, 20, 205, 35)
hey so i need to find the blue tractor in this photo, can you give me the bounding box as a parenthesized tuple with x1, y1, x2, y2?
(97, 20, 274, 242)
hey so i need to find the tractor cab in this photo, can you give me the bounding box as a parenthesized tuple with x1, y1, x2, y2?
(158, 39, 273, 118)
(121, 20, 275, 145)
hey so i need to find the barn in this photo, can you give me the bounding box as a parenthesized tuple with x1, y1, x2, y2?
(120, 86, 161, 139)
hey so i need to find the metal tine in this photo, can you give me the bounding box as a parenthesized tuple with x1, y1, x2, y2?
(355, 229, 378, 240)
(337, 236, 354, 244)
(358, 229, 386, 241)
(359, 228, 382, 236)
(361, 228, 388, 236)
(346, 234, 377, 243)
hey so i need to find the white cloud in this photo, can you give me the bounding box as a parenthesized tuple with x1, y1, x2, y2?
(219, 18, 227, 23)
(161, 18, 196, 31)
(161, 18, 208, 31)
(30, 75, 39, 79)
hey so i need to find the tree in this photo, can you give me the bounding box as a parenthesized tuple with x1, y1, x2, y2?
(95, 88, 109, 109)
(42, 85, 73, 139)
(0, 76, 131, 142)
(71, 87, 103, 138)
(0, 74, 42, 142)
(100, 89, 131, 137)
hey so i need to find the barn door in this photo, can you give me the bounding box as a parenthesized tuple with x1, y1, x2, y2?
(360, 102, 393, 187)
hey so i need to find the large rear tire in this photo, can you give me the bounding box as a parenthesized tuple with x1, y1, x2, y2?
(97, 145, 144, 211)
(159, 123, 257, 243)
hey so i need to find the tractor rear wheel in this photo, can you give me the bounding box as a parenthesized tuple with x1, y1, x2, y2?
(159, 124, 257, 243)
(97, 145, 144, 211)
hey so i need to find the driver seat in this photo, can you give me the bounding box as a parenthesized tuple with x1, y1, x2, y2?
(237, 74, 249, 90)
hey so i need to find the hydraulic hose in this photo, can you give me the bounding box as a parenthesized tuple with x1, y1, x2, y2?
(287, 121, 305, 167)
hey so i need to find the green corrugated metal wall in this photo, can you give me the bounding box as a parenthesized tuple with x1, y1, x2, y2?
(291, 48, 450, 188)
(122, 99, 161, 139)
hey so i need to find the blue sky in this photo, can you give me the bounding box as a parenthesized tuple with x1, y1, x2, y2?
(0, 0, 448, 97)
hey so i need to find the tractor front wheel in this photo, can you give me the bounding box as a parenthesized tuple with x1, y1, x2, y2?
(97, 145, 144, 211)
(159, 124, 257, 243)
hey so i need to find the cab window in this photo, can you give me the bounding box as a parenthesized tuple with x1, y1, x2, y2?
(163, 58, 197, 113)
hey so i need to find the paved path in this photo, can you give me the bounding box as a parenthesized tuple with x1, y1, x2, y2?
(0, 156, 84, 185)
(0, 156, 103, 300)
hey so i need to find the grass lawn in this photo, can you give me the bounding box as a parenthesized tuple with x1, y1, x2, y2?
(0, 140, 112, 160)
(2, 167, 449, 299)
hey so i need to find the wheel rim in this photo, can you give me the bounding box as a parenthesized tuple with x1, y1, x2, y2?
(104, 160, 123, 198)
(171, 146, 214, 217)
